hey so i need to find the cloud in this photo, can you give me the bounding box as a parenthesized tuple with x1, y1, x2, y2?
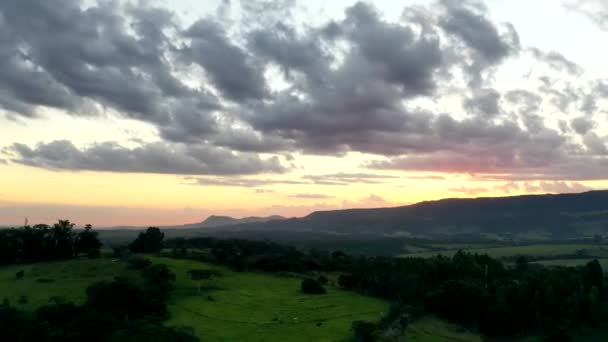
(9, 140, 286, 175)
(288, 193, 335, 200)
(186, 177, 306, 187)
(404, 175, 446, 180)
(439, 0, 520, 86)
(448, 186, 488, 195)
(342, 194, 394, 208)
(523, 181, 593, 194)
(563, 0, 608, 30)
(254, 189, 275, 194)
(302, 173, 400, 186)
(182, 19, 268, 102)
(571, 116, 595, 135)
(529, 48, 583, 75)
(464, 88, 501, 117)
(1, 0, 607, 184)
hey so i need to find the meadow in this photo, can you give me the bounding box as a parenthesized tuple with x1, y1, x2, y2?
(149, 257, 389, 342)
(0, 258, 137, 311)
(399, 243, 608, 263)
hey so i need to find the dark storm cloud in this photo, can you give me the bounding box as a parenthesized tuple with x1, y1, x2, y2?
(9, 141, 286, 175)
(529, 48, 583, 75)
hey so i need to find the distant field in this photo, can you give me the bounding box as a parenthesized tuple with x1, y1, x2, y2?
(404, 317, 481, 342)
(400, 244, 608, 259)
(0, 258, 137, 311)
(149, 257, 388, 342)
(532, 258, 608, 268)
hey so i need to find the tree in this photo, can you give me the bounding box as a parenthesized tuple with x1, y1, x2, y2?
(75, 224, 102, 256)
(301, 278, 326, 294)
(585, 259, 603, 297)
(187, 269, 220, 293)
(51, 220, 76, 259)
(129, 227, 165, 253)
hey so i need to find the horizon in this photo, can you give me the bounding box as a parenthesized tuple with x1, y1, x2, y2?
(1, 189, 604, 228)
(1, 0, 608, 226)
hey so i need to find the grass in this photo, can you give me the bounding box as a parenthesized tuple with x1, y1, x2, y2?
(149, 257, 388, 342)
(404, 317, 481, 342)
(532, 258, 608, 268)
(0, 258, 137, 311)
(400, 244, 608, 259)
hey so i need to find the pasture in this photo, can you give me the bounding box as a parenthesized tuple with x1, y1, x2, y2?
(0, 258, 137, 311)
(400, 243, 608, 260)
(149, 257, 388, 342)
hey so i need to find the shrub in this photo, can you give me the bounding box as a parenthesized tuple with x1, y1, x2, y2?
(301, 278, 326, 295)
(36, 278, 55, 283)
(318, 275, 329, 285)
(127, 256, 151, 270)
(88, 249, 101, 259)
(352, 320, 378, 342)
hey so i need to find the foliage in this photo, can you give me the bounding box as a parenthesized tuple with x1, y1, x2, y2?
(301, 278, 326, 294)
(0, 220, 103, 264)
(0, 256, 196, 342)
(129, 227, 165, 254)
(75, 224, 102, 256)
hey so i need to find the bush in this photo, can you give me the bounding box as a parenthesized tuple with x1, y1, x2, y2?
(301, 278, 326, 295)
(36, 278, 55, 283)
(88, 249, 101, 259)
(127, 257, 151, 270)
(352, 320, 378, 342)
(318, 275, 329, 285)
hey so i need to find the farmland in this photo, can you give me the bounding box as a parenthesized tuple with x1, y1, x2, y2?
(150, 257, 389, 342)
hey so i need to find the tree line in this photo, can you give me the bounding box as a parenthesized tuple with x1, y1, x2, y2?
(0, 224, 198, 342)
(0, 220, 102, 264)
(165, 236, 607, 340)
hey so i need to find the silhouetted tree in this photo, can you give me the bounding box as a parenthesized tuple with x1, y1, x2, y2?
(129, 227, 164, 253)
(51, 220, 76, 259)
(75, 224, 102, 256)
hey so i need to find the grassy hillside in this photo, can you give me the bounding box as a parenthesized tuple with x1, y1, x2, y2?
(0, 258, 138, 311)
(149, 257, 388, 342)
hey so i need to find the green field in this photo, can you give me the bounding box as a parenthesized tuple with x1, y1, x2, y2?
(400, 244, 608, 259)
(404, 317, 481, 342)
(0, 258, 137, 311)
(532, 258, 608, 268)
(149, 257, 388, 342)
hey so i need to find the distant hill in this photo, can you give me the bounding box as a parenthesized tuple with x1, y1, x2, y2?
(178, 215, 286, 229)
(206, 191, 608, 239)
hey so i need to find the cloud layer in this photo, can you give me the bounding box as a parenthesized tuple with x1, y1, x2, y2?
(1, 0, 607, 182)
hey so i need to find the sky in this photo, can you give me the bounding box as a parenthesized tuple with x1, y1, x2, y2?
(1, 0, 608, 226)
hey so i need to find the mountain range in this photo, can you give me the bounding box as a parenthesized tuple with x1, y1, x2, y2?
(198, 190, 608, 239)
